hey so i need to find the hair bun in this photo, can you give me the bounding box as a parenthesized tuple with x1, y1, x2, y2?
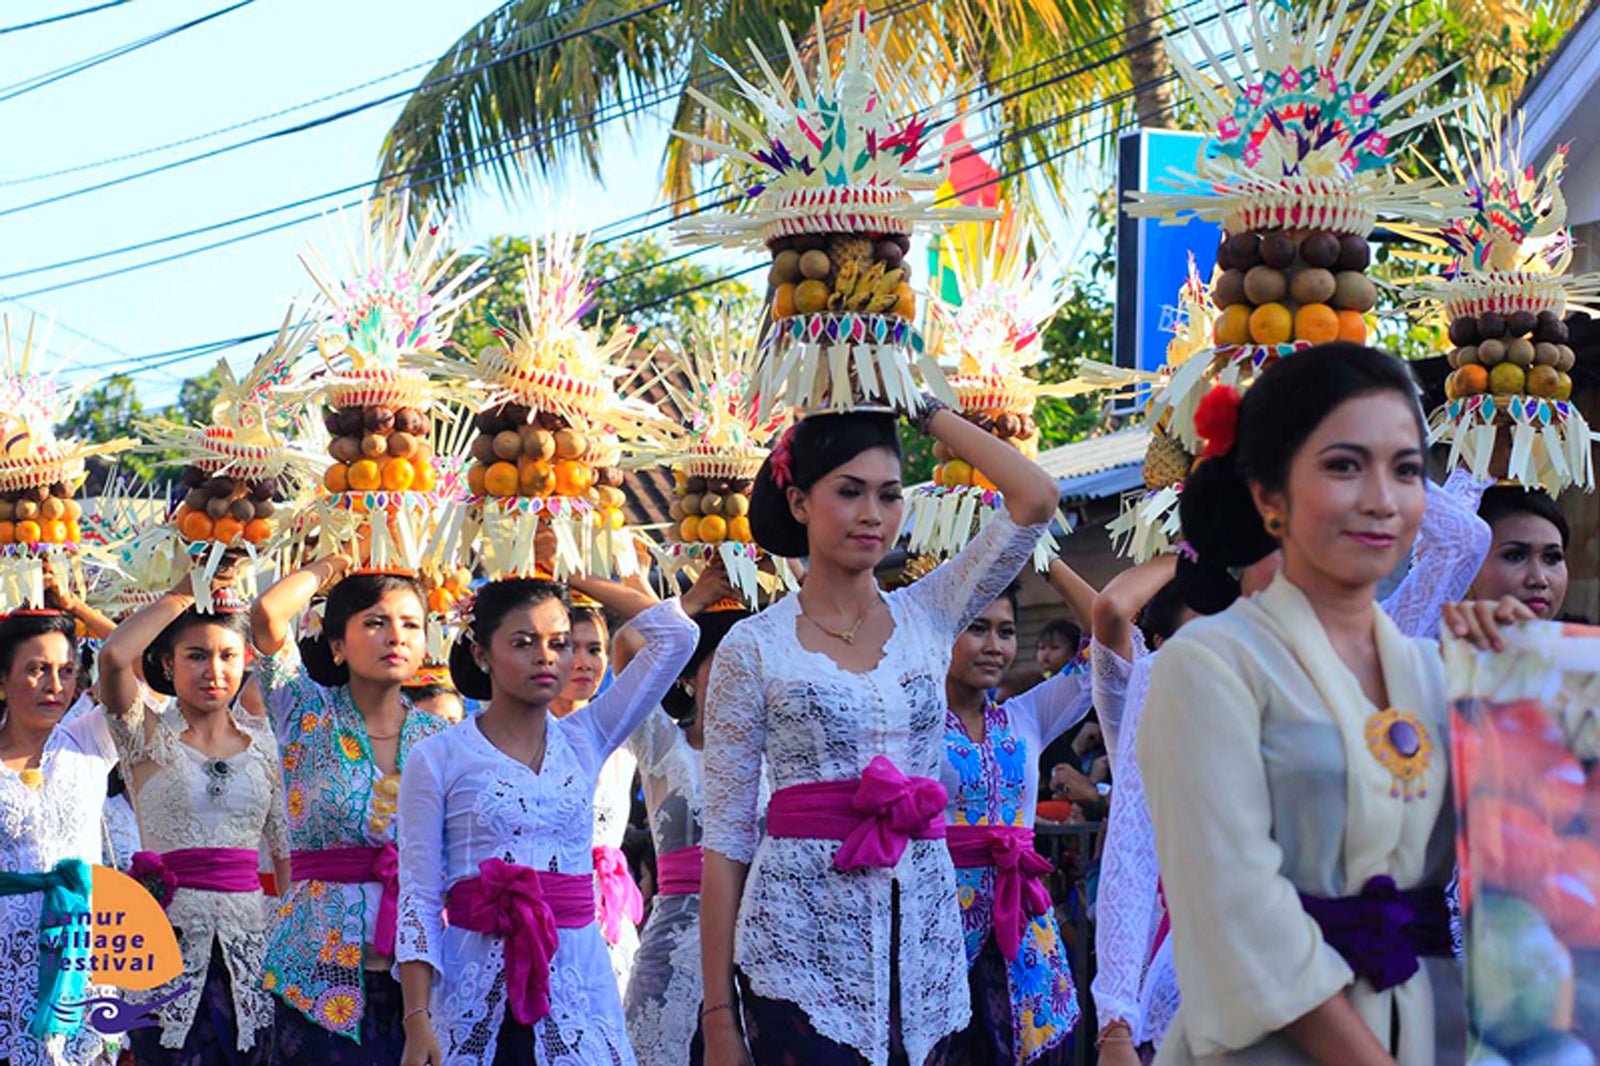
(1179, 450, 1278, 569)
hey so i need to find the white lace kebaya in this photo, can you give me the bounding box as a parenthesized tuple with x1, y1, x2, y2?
(593, 744, 640, 996)
(0, 710, 115, 1066)
(396, 598, 696, 1066)
(702, 510, 1045, 1066)
(108, 695, 289, 1051)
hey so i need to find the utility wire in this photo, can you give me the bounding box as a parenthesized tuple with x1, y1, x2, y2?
(0, 0, 137, 35)
(0, 1, 251, 105)
(0, 0, 622, 188)
(0, 0, 678, 220)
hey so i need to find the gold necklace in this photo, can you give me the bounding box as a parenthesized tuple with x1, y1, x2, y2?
(800, 597, 878, 645)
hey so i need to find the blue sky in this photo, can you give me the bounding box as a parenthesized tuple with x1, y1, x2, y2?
(0, 0, 1103, 409)
(0, 0, 679, 406)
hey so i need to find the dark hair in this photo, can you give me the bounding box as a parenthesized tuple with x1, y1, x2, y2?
(1478, 485, 1570, 549)
(749, 412, 903, 558)
(0, 611, 78, 678)
(298, 572, 426, 687)
(143, 609, 253, 698)
(1182, 343, 1424, 568)
(1138, 559, 1242, 646)
(662, 607, 752, 723)
(568, 606, 611, 643)
(1038, 618, 1081, 648)
(401, 681, 460, 702)
(447, 578, 570, 702)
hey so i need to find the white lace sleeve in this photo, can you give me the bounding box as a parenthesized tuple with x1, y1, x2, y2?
(1003, 667, 1093, 747)
(396, 737, 447, 975)
(1091, 630, 1146, 773)
(56, 705, 118, 767)
(903, 508, 1046, 639)
(577, 599, 697, 758)
(1381, 469, 1491, 640)
(701, 625, 764, 865)
(258, 721, 291, 862)
(626, 705, 680, 772)
(1090, 668, 1160, 1037)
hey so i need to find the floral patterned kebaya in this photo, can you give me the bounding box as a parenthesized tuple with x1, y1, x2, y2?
(256, 640, 445, 1041)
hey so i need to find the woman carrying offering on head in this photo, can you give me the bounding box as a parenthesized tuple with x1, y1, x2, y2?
(96, 567, 289, 1064)
(939, 558, 1097, 1065)
(699, 401, 1060, 1066)
(394, 567, 712, 1066)
(1138, 343, 1528, 1066)
(249, 555, 446, 1062)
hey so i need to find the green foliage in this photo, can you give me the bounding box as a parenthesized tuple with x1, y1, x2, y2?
(61, 374, 156, 480)
(452, 234, 754, 357)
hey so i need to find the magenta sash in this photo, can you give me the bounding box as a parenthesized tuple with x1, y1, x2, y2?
(592, 844, 644, 944)
(656, 845, 703, 897)
(945, 824, 1054, 962)
(129, 848, 260, 908)
(447, 858, 597, 1025)
(766, 755, 948, 871)
(291, 843, 400, 955)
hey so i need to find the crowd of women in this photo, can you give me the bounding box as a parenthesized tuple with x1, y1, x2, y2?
(0, 340, 1577, 1066)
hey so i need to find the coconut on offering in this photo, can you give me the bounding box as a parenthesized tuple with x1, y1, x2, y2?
(299, 196, 489, 569)
(444, 230, 666, 581)
(1411, 101, 1597, 493)
(0, 317, 137, 608)
(135, 312, 325, 609)
(674, 8, 994, 416)
(1117, 0, 1463, 558)
(629, 301, 791, 605)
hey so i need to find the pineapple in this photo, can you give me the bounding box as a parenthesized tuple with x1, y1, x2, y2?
(1142, 427, 1192, 490)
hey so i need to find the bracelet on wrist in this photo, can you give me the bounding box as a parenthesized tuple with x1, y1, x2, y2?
(403, 1006, 431, 1025)
(699, 1000, 736, 1019)
(913, 394, 949, 436)
(1096, 1019, 1133, 1047)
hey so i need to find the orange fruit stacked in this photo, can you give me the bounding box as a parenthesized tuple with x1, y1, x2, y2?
(0, 483, 82, 546)
(666, 469, 754, 545)
(1444, 309, 1576, 403)
(172, 466, 278, 546)
(467, 403, 628, 529)
(323, 405, 437, 499)
(768, 233, 915, 322)
(1210, 229, 1376, 348)
(929, 409, 1037, 491)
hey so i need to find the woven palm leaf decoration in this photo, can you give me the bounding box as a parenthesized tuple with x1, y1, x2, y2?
(1409, 99, 1597, 492)
(675, 8, 995, 416)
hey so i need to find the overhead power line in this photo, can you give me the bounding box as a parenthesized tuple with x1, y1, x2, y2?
(0, 0, 678, 220)
(0, 0, 251, 105)
(0, 0, 138, 35)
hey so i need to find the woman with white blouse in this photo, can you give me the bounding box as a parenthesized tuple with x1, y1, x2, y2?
(1137, 344, 1519, 1066)
(395, 571, 713, 1066)
(699, 404, 1060, 1066)
(1091, 463, 1490, 1065)
(0, 609, 114, 1066)
(97, 576, 291, 1064)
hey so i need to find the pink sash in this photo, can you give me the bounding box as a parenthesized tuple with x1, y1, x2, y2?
(656, 845, 703, 897)
(592, 844, 644, 944)
(766, 755, 948, 870)
(447, 859, 597, 1025)
(945, 825, 1054, 962)
(291, 844, 400, 955)
(130, 847, 260, 908)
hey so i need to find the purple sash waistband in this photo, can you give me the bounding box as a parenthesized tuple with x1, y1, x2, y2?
(130, 847, 260, 908)
(1300, 875, 1451, 992)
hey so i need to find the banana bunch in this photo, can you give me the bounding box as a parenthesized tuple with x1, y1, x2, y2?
(830, 260, 906, 313)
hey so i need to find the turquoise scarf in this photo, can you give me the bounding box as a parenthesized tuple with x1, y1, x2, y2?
(0, 857, 93, 1038)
